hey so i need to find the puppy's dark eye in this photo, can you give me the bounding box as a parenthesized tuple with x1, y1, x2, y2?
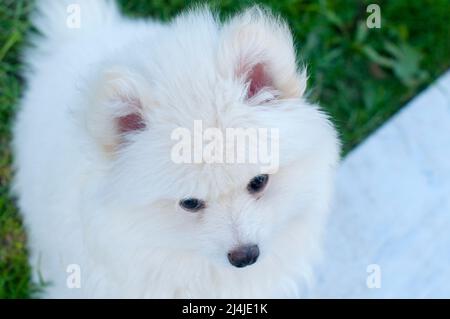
(179, 198, 206, 212)
(247, 174, 269, 194)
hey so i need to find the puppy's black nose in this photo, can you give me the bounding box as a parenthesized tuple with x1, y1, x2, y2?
(227, 244, 259, 268)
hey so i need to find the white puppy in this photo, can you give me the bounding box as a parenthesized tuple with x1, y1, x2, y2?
(13, 0, 340, 298)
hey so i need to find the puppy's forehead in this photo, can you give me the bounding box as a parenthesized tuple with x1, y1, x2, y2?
(147, 61, 244, 129)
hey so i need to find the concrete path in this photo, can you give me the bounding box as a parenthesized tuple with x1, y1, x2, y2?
(309, 70, 450, 298)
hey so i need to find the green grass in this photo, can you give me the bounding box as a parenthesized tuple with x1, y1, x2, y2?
(1, 0, 449, 298)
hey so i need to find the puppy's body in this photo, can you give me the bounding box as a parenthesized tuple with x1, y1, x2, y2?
(13, 0, 339, 298)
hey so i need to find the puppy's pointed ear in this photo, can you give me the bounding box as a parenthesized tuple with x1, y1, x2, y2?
(86, 67, 148, 152)
(219, 7, 306, 102)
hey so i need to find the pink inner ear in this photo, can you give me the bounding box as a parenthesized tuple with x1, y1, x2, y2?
(117, 113, 146, 135)
(247, 63, 272, 99)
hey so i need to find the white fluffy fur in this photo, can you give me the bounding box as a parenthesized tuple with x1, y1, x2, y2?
(13, 0, 340, 298)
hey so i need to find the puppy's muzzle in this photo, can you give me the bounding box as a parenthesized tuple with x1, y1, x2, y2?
(227, 244, 259, 268)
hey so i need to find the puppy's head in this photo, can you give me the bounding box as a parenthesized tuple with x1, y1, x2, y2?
(82, 7, 339, 272)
